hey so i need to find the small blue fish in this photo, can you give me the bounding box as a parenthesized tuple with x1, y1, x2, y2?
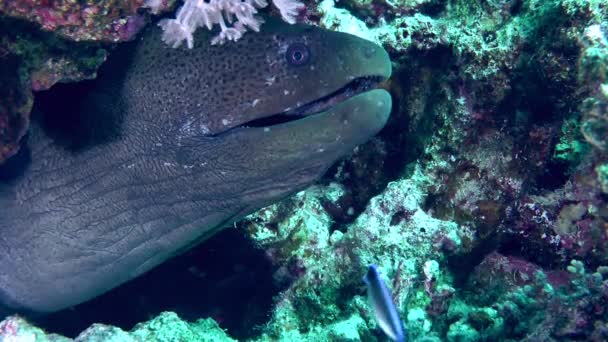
(363, 265, 407, 342)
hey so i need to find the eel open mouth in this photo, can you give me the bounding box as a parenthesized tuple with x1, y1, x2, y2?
(243, 75, 387, 128)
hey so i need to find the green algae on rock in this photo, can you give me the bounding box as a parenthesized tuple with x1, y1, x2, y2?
(0, 312, 235, 342)
(0, 316, 70, 342)
(241, 166, 462, 340)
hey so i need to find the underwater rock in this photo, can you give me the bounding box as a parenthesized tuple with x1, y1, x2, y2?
(578, 22, 608, 152)
(0, 0, 169, 43)
(0, 312, 235, 341)
(452, 257, 608, 341)
(0, 17, 107, 163)
(81, 312, 235, 342)
(506, 156, 608, 268)
(0, 52, 31, 163)
(0, 0, 175, 163)
(317, 0, 444, 58)
(0, 315, 70, 342)
(240, 167, 462, 340)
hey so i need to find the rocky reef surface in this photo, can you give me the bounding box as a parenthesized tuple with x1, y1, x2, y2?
(0, 312, 235, 341)
(1, 0, 607, 341)
(0, 0, 168, 164)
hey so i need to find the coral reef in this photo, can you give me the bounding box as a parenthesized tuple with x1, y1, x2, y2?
(0, 1, 168, 42)
(243, 0, 608, 339)
(241, 170, 462, 340)
(0, 17, 107, 163)
(0, 0, 173, 163)
(1, 312, 234, 341)
(1, 0, 607, 341)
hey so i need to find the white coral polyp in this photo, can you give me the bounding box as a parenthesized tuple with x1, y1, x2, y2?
(159, 0, 303, 48)
(159, 18, 195, 48)
(272, 0, 301, 24)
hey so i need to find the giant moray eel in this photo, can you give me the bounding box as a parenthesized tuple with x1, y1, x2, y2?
(0, 19, 392, 314)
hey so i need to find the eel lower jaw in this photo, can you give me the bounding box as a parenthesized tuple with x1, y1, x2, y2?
(242, 75, 387, 128)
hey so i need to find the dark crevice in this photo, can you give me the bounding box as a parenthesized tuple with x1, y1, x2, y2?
(446, 233, 501, 288)
(320, 47, 453, 226)
(496, 232, 563, 269)
(533, 160, 570, 191)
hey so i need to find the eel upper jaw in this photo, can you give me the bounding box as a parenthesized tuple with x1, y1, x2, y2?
(230, 75, 388, 130)
(282, 75, 388, 117)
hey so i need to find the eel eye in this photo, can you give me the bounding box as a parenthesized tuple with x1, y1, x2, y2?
(286, 43, 310, 66)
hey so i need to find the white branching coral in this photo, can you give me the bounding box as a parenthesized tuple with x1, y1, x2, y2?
(158, 0, 304, 48)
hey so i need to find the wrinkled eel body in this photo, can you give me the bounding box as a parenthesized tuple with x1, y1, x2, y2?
(0, 19, 392, 314)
